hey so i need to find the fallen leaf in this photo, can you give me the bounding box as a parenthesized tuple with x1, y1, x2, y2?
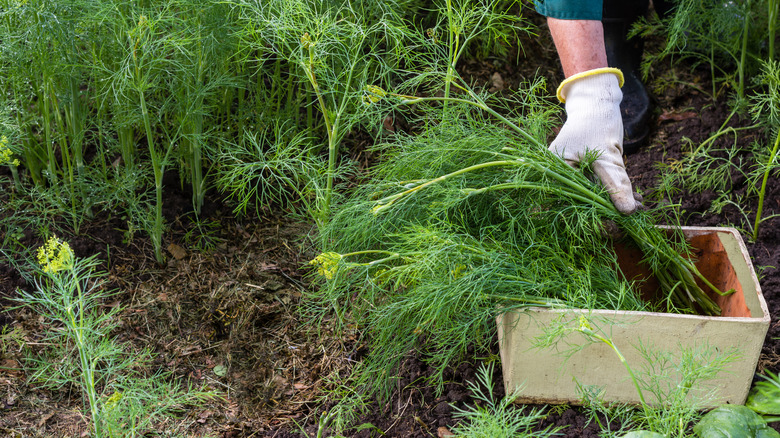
(167, 243, 187, 260)
(438, 426, 454, 437)
(490, 72, 505, 91)
(1, 359, 22, 377)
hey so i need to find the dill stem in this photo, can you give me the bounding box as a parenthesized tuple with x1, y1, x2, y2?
(466, 182, 608, 209)
(580, 327, 650, 415)
(443, 0, 456, 108)
(42, 79, 59, 189)
(753, 127, 780, 240)
(399, 96, 544, 149)
(739, 0, 751, 100)
(139, 90, 164, 264)
(61, 268, 101, 436)
(771, 0, 778, 62)
(522, 161, 616, 212)
(374, 160, 517, 210)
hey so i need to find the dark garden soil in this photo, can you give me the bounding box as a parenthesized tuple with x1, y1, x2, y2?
(0, 14, 778, 438)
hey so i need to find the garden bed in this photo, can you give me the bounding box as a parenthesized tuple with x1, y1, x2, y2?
(0, 2, 778, 437)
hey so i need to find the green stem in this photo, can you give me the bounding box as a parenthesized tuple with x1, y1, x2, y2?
(9, 165, 21, 191)
(738, 0, 751, 100)
(579, 325, 649, 409)
(52, 90, 80, 232)
(465, 182, 610, 209)
(140, 90, 164, 264)
(770, 0, 778, 62)
(443, 0, 459, 110)
(522, 160, 616, 212)
(373, 160, 517, 213)
(41, 80, 58, 189)
(684, 111, 757, 161)
(67, 77, 91, 218)
(753, 128, 780, 240)
(399, 96, 544, 149)
(301, 43, 337, 226)
(711, 38, 717, 99)
(69, 270, 101, 436)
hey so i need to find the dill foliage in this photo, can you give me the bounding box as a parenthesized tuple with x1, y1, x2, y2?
(306, 98, 697, 397)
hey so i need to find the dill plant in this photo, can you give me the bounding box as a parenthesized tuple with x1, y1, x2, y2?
(230, 0, 410, 225)
(449, 363, 563, 438)
(437, 0, 526, 104)
(531, 315, 738, 438)
(634, 0, 776, 101)
(748, 60, 780, 240)
(634, 0, 755, 99)
(663, 58, 780, 241)
(0, 0, 102, 229)
(94, 1, 208, 262)
(167, 1, 241, 215)
(12, 236, 215, 436)
(579, 340, 739, 438)
(214, 119, 323, 217)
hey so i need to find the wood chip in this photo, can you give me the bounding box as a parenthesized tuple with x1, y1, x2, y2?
(658, 110, 698, 122)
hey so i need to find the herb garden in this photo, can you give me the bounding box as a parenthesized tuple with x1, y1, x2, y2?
(0, 0, 778, 436)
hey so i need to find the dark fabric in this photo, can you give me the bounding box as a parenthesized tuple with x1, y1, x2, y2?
(602, 0, 649, 21)
(534, 0, 603, 20)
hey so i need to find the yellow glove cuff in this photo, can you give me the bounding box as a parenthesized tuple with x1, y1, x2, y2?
(556, 67, 625, 103)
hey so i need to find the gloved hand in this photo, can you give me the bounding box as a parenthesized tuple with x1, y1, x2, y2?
(549, 68, 639, 215)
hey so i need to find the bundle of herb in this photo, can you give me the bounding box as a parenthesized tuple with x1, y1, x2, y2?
(308, 89, 731, 395)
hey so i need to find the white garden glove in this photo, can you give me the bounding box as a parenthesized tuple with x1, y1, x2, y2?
(550, 68, 639, 215)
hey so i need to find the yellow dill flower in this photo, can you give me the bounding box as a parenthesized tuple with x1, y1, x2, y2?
(308, 252, 343, 280)
(362, 85, 387, 106)
(36, 236, 74, 274)
(578, 315, 593, 332)
(300, 32, 314, 49)
(0, 136, 19, 167)
(104, 391, 123, 410)
(450, 264, 467, 280)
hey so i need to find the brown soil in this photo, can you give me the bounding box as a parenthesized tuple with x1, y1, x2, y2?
(0, 14, 778, 438)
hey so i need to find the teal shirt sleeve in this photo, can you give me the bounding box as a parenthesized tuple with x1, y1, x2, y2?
(534, 0, 603, 20)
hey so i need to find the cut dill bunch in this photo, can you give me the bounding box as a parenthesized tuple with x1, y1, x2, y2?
(308, 102, 732, 398)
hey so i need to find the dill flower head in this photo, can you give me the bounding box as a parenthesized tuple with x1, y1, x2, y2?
(578, 315, 593, 332)
(300, 32, 314, 49)
(104, 391, 123, 410)
(36, 236, 74, 274)
(450, 264, 467, 280)
(0, 136, 19, 167)
(362, 85, 387, 106)
(309, 252, 343, 280)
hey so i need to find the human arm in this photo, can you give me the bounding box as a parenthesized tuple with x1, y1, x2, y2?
(545, 17, 639, 215)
